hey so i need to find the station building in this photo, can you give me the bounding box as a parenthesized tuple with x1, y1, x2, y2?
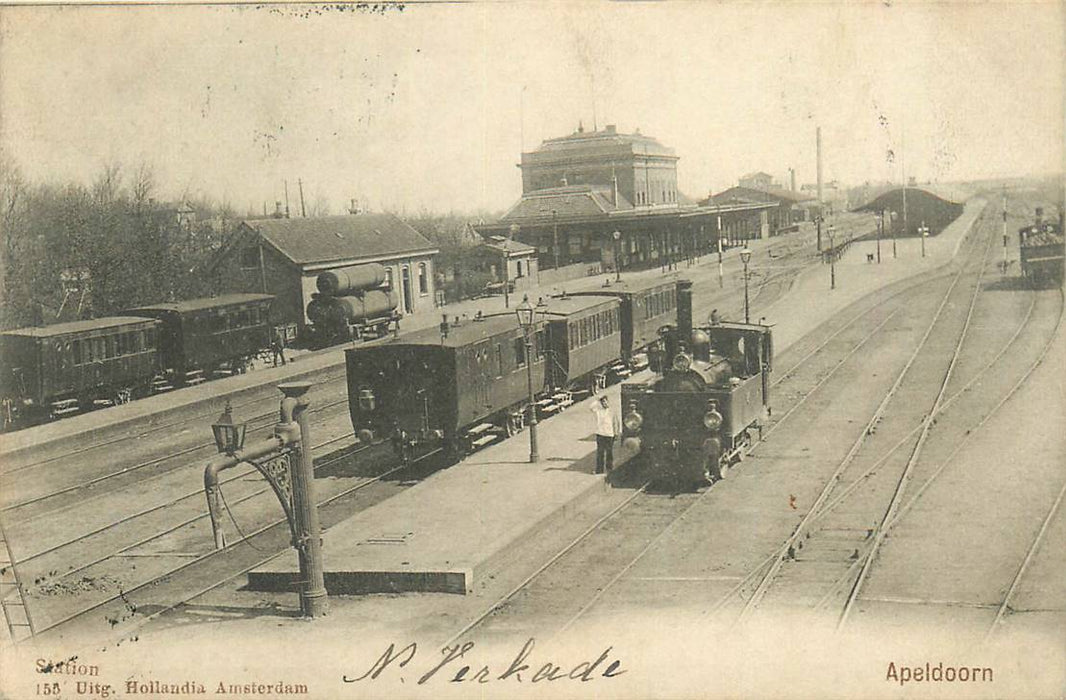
(703, 185, 818, 235)
(476, 124, 776, 280)
(208, 213, 438, 340)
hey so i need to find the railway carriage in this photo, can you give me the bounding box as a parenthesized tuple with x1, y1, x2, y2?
(570, 277, 678, 362)
(543, 295, 623, 393)
(620, 280, 773, 487)
(125, 293, 274, 386)
(0, 316, 161, 428)
(346, 314, 548, 456)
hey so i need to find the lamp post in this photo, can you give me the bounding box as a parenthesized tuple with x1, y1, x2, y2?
(919, 221, 928, 258)
(551, 209, 560, 272)
(204, 383, 328, 618)
(504, 224, 520, 308)
(740, 247, 752, 323)
(717, 214, 724, 288)
(890, 210, 898, 258)
(828, 225, 836, 290)
(612, 230, 622, 282)
(515, 295, 541, 463)
(815, 215, 824, 253)
(876, 210, 882, 263)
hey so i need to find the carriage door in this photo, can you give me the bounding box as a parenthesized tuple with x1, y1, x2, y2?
(401, 267, 414, 314)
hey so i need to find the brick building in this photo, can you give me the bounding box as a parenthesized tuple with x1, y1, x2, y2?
(478, 124, 775, 277)
(208, 213, 438, 339)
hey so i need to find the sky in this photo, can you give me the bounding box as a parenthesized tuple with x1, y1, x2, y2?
(1, 2, 1063, 216)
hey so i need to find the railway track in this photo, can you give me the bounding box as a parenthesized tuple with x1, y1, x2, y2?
(438, 199, 1063, 643)
(1, 222, 847, 644)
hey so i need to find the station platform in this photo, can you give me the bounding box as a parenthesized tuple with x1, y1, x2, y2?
(247, 389, 637, 594)
(245, 199, 986, 596)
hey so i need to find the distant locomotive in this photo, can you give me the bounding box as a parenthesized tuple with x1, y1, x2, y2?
(1018, 208, 1064, 288)
(620, 280, 773, 487)
(1, 293, 275, 430)
(306, 263, 399, 347)
(344, 276, 680, 456)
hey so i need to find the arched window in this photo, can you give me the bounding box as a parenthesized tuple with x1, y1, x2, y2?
(418, 263, 428, 294)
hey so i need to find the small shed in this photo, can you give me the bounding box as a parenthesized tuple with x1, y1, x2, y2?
(207, 213, 438, 340)
(474, 235, 539, 289)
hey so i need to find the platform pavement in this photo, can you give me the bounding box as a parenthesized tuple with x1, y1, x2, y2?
(0, 230, 809, 458)
(246, 203, 985, 596)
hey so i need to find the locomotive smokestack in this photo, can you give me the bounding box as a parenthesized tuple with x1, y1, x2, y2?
(677, 279, 693, 342)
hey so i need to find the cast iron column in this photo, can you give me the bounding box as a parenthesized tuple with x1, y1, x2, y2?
(281, 382, 329, 618)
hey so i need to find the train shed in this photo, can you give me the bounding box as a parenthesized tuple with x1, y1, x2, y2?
(855, 187, 966, 239)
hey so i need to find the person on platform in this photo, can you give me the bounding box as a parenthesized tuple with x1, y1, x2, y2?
(271, 328, 287, 367)
(589, 395, 620, 475)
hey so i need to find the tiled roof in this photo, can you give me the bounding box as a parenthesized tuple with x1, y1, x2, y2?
(706, 186, 815, 206)
(500, 185, 634, 222)
(241, 213, 437, 266)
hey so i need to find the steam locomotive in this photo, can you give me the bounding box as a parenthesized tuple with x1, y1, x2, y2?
(1018, 207, 1064, 289)
(620, 280, 773, 487)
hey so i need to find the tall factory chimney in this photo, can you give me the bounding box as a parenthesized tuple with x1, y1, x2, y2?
(790, 168, 797, 192)
(816, 127, 823, 206)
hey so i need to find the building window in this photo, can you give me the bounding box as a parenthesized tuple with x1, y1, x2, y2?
(514, 337, 526, 367)
(240, 246, 259, 270)
(516, 260, 524, 278)
(418, 263, 428, 295)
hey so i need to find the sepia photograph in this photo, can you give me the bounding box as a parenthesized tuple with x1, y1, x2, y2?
(0, 1, 1063, 698)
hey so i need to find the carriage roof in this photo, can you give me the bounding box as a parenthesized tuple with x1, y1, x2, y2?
(1, 316, 158, 339)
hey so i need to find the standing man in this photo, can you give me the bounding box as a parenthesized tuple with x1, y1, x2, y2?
(589, 395, 620, 475)
(272, 327, 287, 367)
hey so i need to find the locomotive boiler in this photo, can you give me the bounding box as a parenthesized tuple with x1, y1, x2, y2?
(620, 280, 773, 487)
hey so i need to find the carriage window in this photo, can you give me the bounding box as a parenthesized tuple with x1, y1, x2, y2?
(569, 325, 576, 348)
(73, 339, 83, 365)
(495, 344, 504, 378)
(514, 337, 526, 367)
(535, 329, 547, 358)
(117, 333, 126, 356)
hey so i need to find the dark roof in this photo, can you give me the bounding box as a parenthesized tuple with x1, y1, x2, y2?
(706, 186, 815, 206)
(376, 313, 533, 349)
(541, 294, 618, 317)
(2, 316, 157, 338)
(740, 171, 774, 181)
(569, 277, 680, 299)
(126, 293, 273, 314)
(528, 126, 676, 159)
(501, 184, 633, 221)
(241, 213, 437, 266)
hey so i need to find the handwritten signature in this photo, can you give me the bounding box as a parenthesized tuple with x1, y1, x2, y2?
(344, 637, 625, 685)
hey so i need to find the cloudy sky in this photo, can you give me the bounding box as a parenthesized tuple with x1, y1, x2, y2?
(1, 2, 1062, 215)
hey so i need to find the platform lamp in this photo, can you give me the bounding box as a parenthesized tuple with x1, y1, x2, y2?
(890, 210, 898, 258)
(612, 230, 622, 282)
(516, 295, 542, 463)
(740, 247, 752, 324)
(212, 400, 246, 455)
(828, 225, 837, 290)
(919, 221, 929, 258)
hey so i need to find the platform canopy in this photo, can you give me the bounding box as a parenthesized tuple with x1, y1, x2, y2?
(854, 187, 967, 237)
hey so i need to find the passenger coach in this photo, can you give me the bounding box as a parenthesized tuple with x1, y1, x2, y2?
(0, 316, 160, 428)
